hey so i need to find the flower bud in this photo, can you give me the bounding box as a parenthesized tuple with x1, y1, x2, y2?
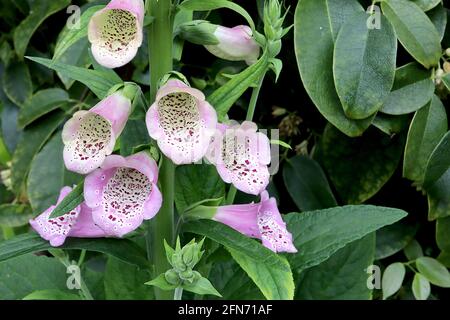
(177, 20, 219, 45)
(179, 269, 195, 283)
(444, 62, 450, 74)
(446, 48, 450, 57)
(172, 252, 187, 272)
(165, 269, 181, 286)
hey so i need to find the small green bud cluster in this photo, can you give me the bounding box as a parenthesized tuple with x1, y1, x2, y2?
(164, 238, 205, 286)
(263, 0, 289, 57)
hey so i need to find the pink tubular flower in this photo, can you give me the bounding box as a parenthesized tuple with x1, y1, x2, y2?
(188, 191, 297, 253)
(30, 187, 108, 247)
(206, 121, 271, 195)
(84, 152, 162, 237)
(204, 25, 260, 65)
(146, 79, 218, 165)
(88, 0, 145, 68)
(63, 91, 132, 175)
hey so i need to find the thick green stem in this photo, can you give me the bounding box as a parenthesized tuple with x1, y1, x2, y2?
(226, 73, 267, 204)
(174, 287, 183, 300)
(147, 0, 175, 300)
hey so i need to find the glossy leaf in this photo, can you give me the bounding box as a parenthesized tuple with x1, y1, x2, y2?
(427, 4, 447, 41)
(376, 222, 418, 260)
(382, 0, 441, 69)
(403, 96, 448, 183)
(283, 155, 337, 211)
(333, 12, 396, 119)
(294, 0, 373, 137)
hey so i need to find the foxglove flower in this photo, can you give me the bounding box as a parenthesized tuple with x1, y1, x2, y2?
(88, 0, 145, 68)
(204, 25, 260, 65)
(146, 79, 218, 165)
(188, 191, 297, 253)
(63, 91, 132, 175)
(30, 187, 108, 247)
(206, 121, 271, 195)
(84, 152, 162, 237)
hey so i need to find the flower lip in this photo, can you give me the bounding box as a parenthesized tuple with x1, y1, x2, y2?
(88, 0, 145, 68)
(62, 92, 131, 175)
(206, 121, 271, 195)
(84, 152, 162, 237)
(146, 79, 218, 165)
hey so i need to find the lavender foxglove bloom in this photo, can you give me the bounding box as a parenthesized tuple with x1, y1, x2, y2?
(63, 91, 132, 175)
(188, 191, 297, 253)
(30, 187, 108, 247)
(204, 25, 260, 65)
(84, 152, 162, 237)
(146, 79, 218, 165)
(206, 121, 271, 195)
(88, 0, 145, 68)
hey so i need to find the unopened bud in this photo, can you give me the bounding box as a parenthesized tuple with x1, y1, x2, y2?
(177, 20, 219, 45)
(444, 62, 450, 74)
(446, 48, 450, 57)
(165, 269, 181, 286)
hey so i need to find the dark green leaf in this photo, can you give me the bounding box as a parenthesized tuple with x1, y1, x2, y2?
(0, 204, 34, 227)
(382, 0, 441, 68)
(333, 12, 396, 119)
(283, 155, 337, 211)
(404, 239, 424, 261)
(23, 290, 81, 300)
(423, 131, 450, 187)
(427, 4, 447, 41)
(427, 168, 450, 220)
(376, 222, 418, 260)
(3, 61, 32, 107)
(49, 181, 84, 219)
(296, 234, 375, 300)
(284, 205, 408, 271)
(316, 125, 404, 204)
(18, 88, 69, 128)
(372, 114, 410, 136)
(11, 111, 65, 193)
(295, 0, 373, 137)
(436, 217, 450, 252)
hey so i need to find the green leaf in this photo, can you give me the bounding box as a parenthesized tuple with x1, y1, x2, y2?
(380, 63, 434, 115)
(26, 56, 122, 99)
(416, 256, 450, 287)
(13, 0, 71, 58)
(0, 233, 149, 268)
(27, 134, 81, 214)
(284, 205, 408, 271)
(0, 254, 71, 299)
(427, 168, 450, 220)
(376, 222, 418, 260)
(49, 181, 84, 219)
(0, 204, 34, 227)
(120, 119, 151, 157)
(295, 0, 373, 137)
(283, 155, 337, 211)
(373, 114, 410, 136)
(23, 290, 81, 300)
(382, 0, 441, 69)
(443, 73, 450, 92)
(10, 111, 65, 193)
(333, 12, 396, 119)
(2, 61, 32, 107)
(183, 276, 222, 297)
(53, 5, 105, 60)
(436, 217, 450, 252)
(403, 96, 448, 183)
(18, 88, 69, 128)
(296, 234, 375, 300)
(179, 0, 255, 30)
(208, 50, 269, 121)
(182, 220, 295, 300)
(104, 257, 154, 300)
(410, 0, 442, 12)
(423, 132, 450, 188)
(316, 125, 404, 204)
(382, 262, 406, 300)
(427, 4, 447, 41)
(145, 274, 177, 291)
(412, 273, 431, 300)
(404, 239, 424, 261)
(55, 38, 91, 89)
(175, 164, 225, 214)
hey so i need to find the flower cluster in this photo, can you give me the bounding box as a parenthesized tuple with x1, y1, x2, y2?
(30, 0, 296, 254)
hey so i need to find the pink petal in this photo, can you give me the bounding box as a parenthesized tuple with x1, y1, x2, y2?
(68, 204, 109, 238)
(214, 203, 260, 238)
(143, 184, 162, 220)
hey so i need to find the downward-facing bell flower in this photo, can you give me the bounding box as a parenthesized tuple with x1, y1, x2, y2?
(63, 91, 132, 175)
(187, 191, 297, 253)
(206, 121, 271, 195)
(146, 79, 218, 165)
(204, 25, 260, 65)
(30, 187, 108, 247)
(88, 0, 145, 68)
(84, 152, 162, 237)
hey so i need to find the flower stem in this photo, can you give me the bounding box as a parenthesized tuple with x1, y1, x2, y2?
(174, 287, 183, 300)
(147, 0, 175, 300)
(226, 73, 267, 204)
